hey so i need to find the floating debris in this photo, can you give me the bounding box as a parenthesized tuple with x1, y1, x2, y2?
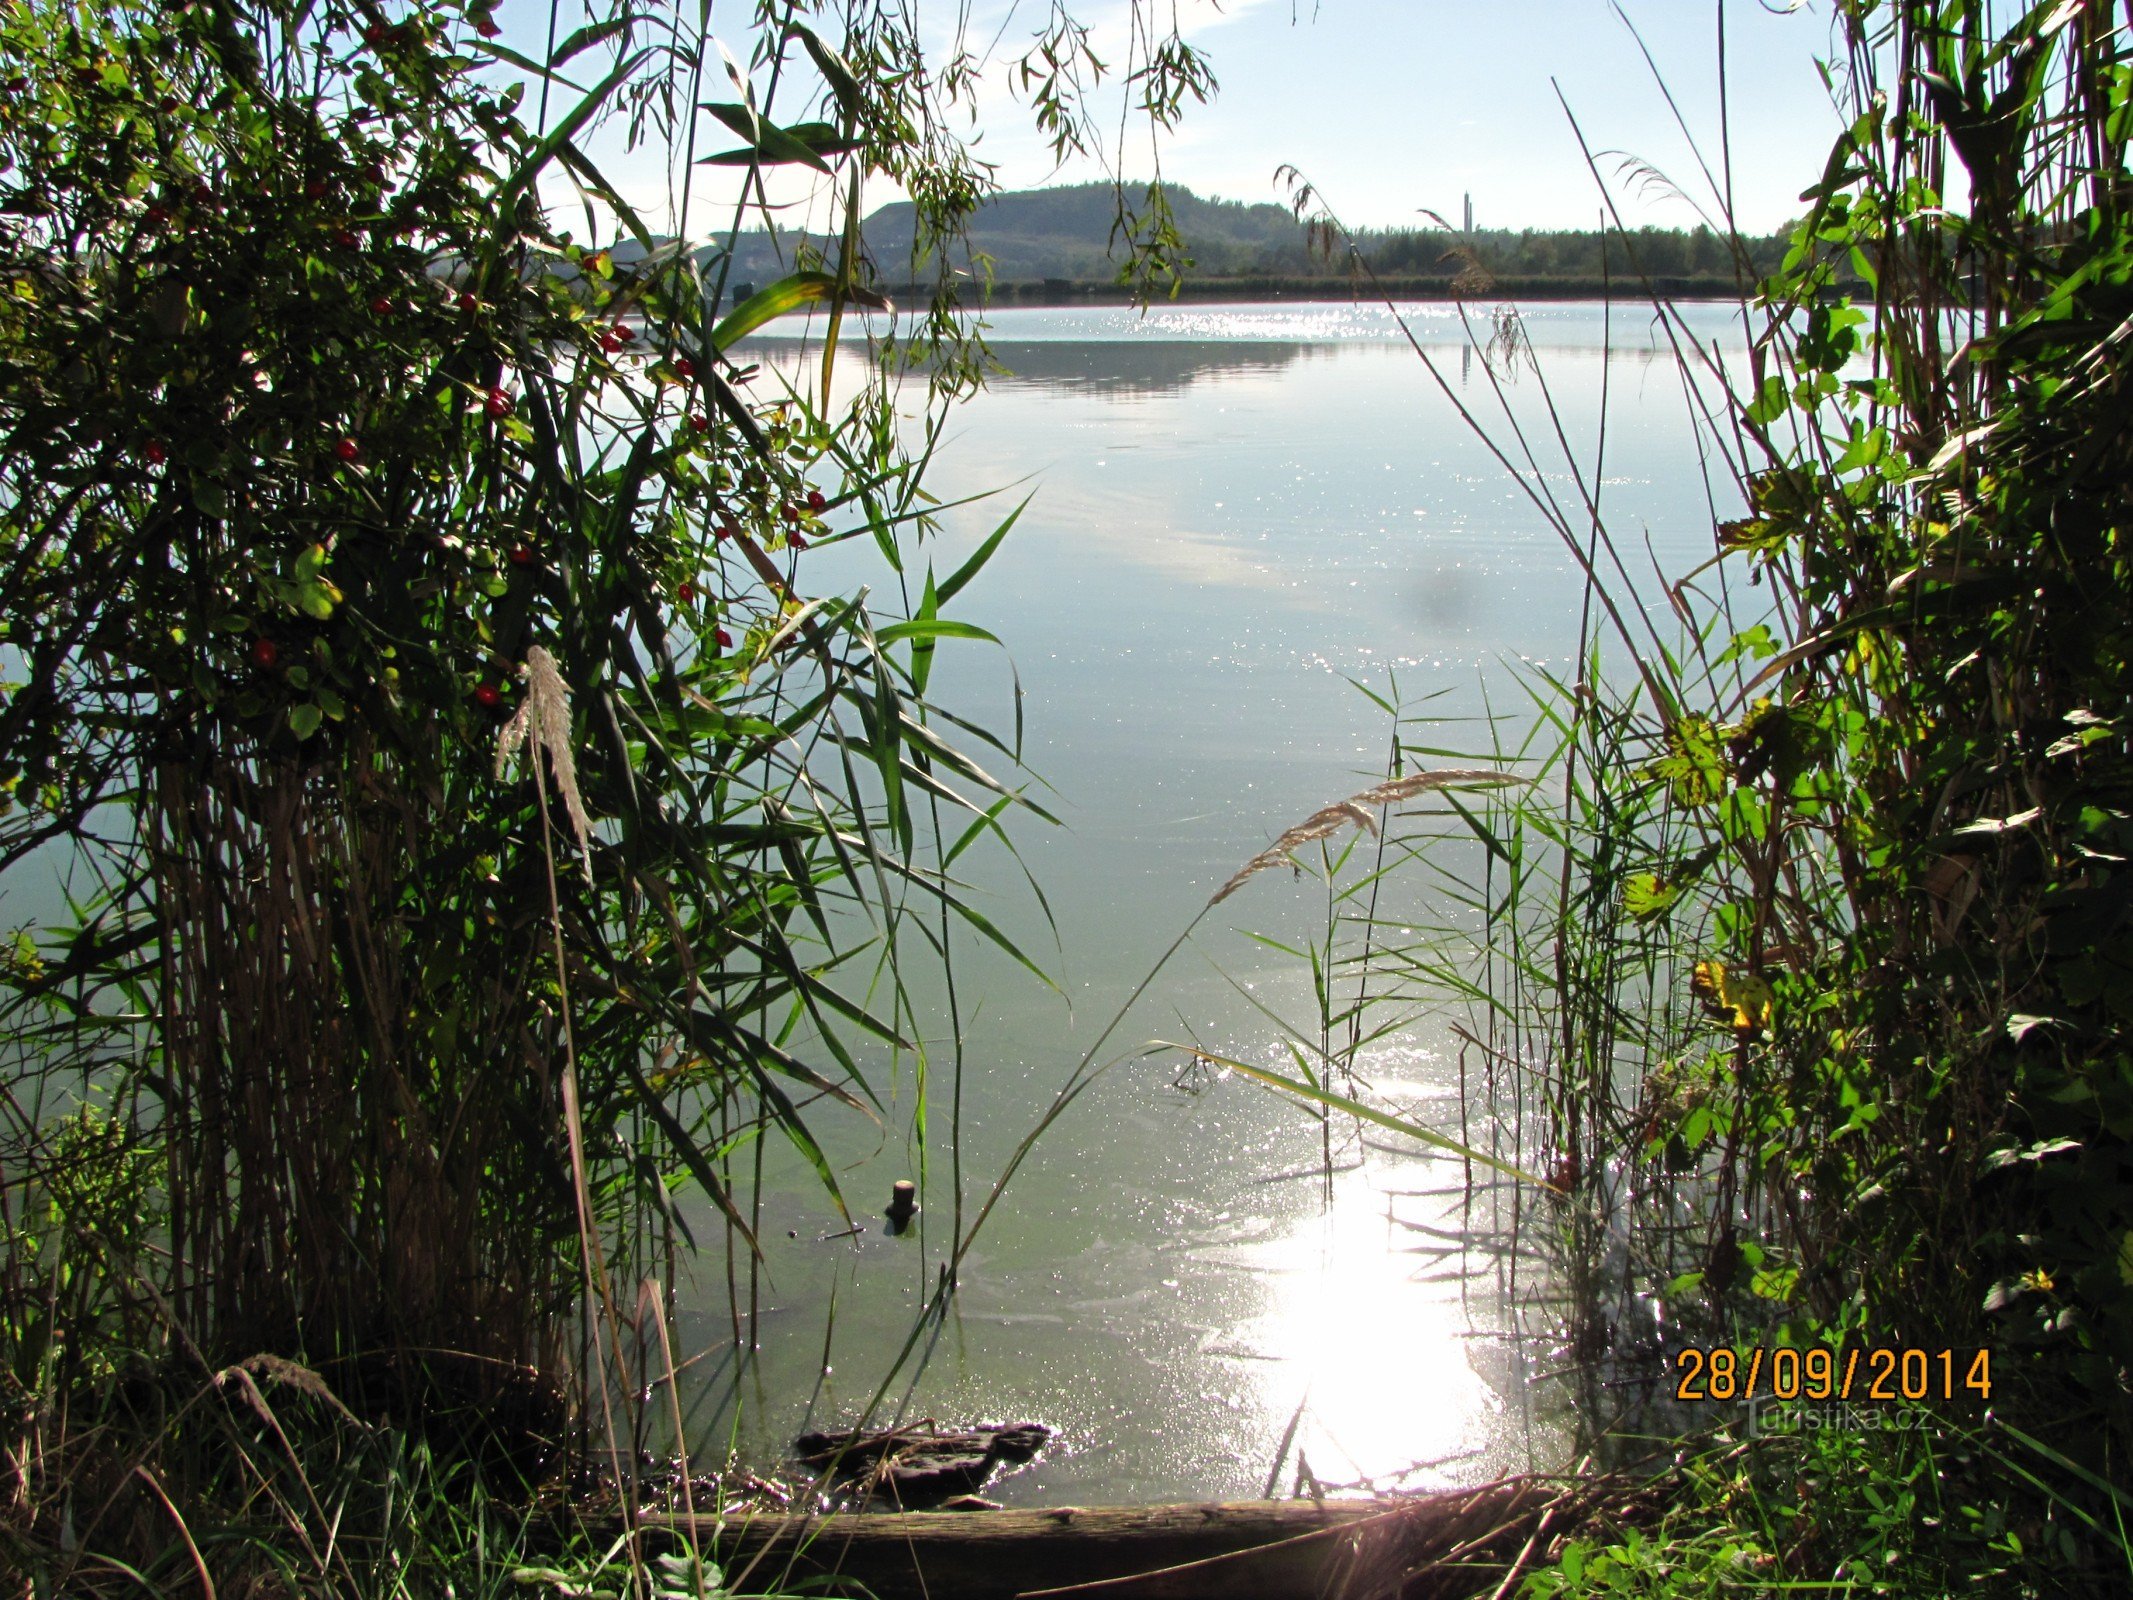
(793, 1421, 1052, 1508)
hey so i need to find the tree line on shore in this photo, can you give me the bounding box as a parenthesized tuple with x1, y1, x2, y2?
(711, 181, 1789, 291)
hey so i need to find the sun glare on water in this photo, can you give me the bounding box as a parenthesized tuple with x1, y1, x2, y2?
(1226, 1156, 1522, 1491)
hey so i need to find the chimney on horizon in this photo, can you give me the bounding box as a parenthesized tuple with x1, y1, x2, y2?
(1463, 193, 1473, 235)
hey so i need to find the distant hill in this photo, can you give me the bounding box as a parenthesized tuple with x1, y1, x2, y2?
(704, 182, 1312, 287)
(639, 182, 1787, 298)
(857, 184, 1313, 281)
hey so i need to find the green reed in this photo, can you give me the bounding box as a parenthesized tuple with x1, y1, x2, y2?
(1227, 2, 2133, 1592)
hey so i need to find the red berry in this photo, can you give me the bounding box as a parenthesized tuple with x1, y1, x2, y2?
(334, 438, 360, 462)
(715, 520, 739, 542)
(473, 682, 502, 709)
(333, 228, 359, 248)
(474, 13, 501, 37)
(781, 503, 801, 524)
(144, 204, 169, 227)
(613, 322, 634, 343)
(508, 544, 533, 566)
(688, 414, 709, 433)
(144, 440, 166, 466)
(363, 23, 391, 46)
(715, 628, 733, 650)
(306, 179, 329, 200)
(360, 163, 385, 187)
(369, 295, 393, 316)
(485, 387, 513, 418)
(806, 488, 827, 513)
(787, 530, 808, 550)
(457, 290, 478, 312)
(673, 356, 696, 381)
(676, 581, 695, 603)
(250, 637, 279, 668)
(5, 78, 26, 95)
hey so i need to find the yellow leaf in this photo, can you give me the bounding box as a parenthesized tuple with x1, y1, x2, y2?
(1692, 959, 1774, 1037)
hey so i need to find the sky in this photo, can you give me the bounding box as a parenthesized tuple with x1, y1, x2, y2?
(521, 0, 1852, 240)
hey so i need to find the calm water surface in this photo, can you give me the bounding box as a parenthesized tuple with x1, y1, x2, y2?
(682, 301, 1749, 1503)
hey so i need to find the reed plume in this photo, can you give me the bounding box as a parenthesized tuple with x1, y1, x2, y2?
(1210, 768, 1526, 905)
(496, 645, 596, 887)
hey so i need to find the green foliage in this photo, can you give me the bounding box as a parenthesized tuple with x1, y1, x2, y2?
(1247, 1, 2133, 1590)
(1524, 1419, 2125, 1599)
(1682, 0, 2133, 1430)
(0, 0, 1166, 1584)
(1454, 0, 2133, 1590)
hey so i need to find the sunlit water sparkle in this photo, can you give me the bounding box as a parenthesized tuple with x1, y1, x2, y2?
(653, 301, 1757, 1503)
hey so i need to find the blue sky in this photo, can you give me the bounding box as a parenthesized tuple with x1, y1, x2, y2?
(528, 1, 1848, 239)
(936, 0, 1846, 231)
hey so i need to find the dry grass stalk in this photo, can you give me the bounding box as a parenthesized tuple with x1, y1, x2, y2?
(1210, 768, 1525, 906)
(223, 1354, 362, 1426)
(496, 644, 596, 886)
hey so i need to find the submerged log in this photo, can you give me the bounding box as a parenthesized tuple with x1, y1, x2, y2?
(655, 1476, 1649, 1600)
(795, 1421, 1053, 1506)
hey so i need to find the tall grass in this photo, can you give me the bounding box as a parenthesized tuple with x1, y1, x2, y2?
(1217, 0, 2133, 1591)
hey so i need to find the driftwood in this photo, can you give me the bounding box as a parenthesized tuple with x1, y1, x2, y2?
(653, 1475, 1655, 1600)
(794, 1421, 1053, 1507)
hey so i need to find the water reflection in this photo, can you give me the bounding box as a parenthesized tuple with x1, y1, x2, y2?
(1228, 1161, 1506, 1491)
(765, 296, 1738, 353)
(689, 305, 1743, 1503)
(983, 339, 1327, 397)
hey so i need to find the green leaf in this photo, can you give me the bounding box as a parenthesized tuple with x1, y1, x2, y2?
(936, 495, 1029, 603)
(1648, 714, 1728, 807)
(697, 122, 863, 166)
(1743, 373, 1790, 425)
(950, 897, 1061, 996)
(872, 618, 1000, 648)
(787, 19, 863, 116)
(492, 48, 650, 229)
(698, 101, 836, 172)
(1623, 873, 1682, 924)
(709, 271, 890, 350)
(908, 572, 941, 697)
(941, 792, 1016, 871)
(288, 702, 322, 740)
(1750, 1265, 1799, 1299)
(550, 15, 631, 67)
(1164, 1043, 1548, 1188)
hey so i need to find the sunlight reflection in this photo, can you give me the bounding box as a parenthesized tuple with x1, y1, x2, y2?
(1231, 1159, 1504, 1490)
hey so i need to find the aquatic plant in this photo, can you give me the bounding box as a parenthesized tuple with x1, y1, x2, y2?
(1225, 0, 2133, 1590)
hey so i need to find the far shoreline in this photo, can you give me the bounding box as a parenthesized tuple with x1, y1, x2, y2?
(947, 273, 1756, 304)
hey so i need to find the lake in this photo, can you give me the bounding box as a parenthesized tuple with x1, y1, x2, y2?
(683, 299, 1751, 1503)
